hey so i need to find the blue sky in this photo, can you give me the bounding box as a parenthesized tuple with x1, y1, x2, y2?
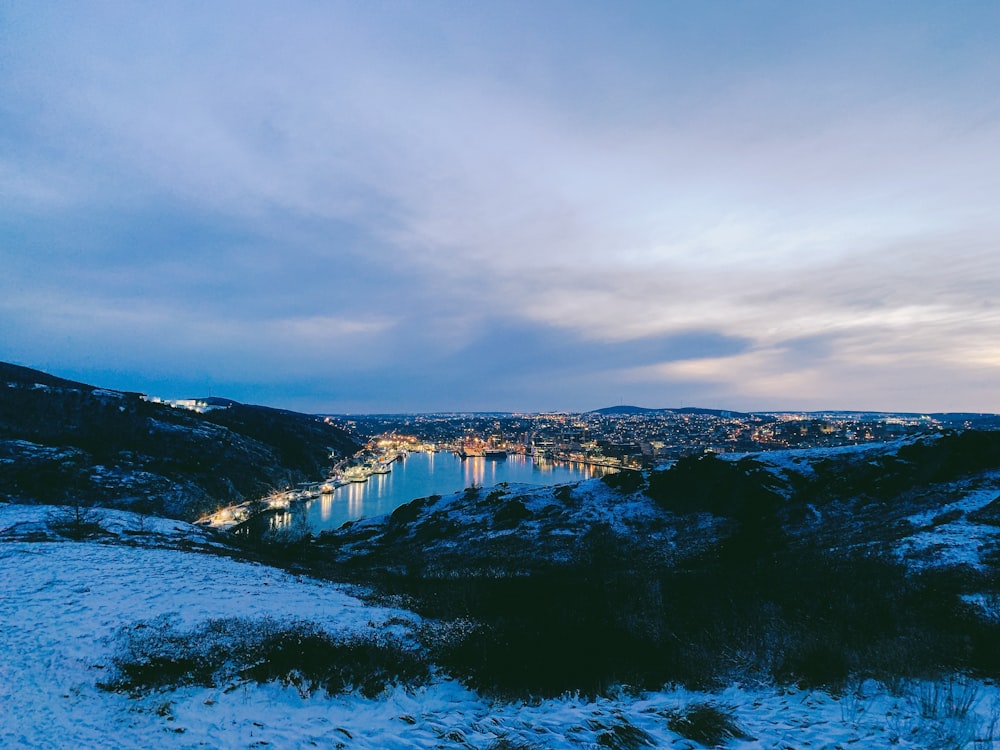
(3, 2, 1000, 413)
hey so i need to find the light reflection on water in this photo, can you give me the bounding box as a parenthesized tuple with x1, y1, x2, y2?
(298, 452, 613, 533)
(318, 493, 333, 522)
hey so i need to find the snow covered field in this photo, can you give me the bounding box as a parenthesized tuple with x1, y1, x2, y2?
(2, 503, 999, 749)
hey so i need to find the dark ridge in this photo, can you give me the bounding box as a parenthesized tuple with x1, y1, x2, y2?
(0, 361, 119, 394)
(671, 406, 750, 417)
(0, 361, 359, 520)
(588, 405, 663, 415)
(200, 396, 241, 408)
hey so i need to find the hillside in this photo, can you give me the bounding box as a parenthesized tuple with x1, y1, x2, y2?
(3, 429, 1000, 745)
(0, 362, 358, 519)
(4, 502, 1000, 748)
(310, 430, 1000, 696)
(315, 431, 1000, 577)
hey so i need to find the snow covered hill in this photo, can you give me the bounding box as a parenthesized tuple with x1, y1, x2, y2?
(3, 502, 999, 749)
(316, 430, 1000, 578)
(300, 432, 1000, 703)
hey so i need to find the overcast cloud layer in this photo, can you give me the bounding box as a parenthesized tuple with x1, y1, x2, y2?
(3, 2, 999, 413)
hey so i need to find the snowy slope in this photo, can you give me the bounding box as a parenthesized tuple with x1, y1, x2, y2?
(747, 437, 1000, 569)
(319, 437, 1000, 578)
(3, 503, 999, 749)
(318, 477, 728, 575)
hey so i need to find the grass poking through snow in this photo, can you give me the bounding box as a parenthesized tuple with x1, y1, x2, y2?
(665, 703, 750, 746)
(100, 615, 430, 698)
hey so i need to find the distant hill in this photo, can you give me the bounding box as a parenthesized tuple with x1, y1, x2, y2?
(589, 405, 749, 417)
(590, 405, 998, 425)
(0, 362, 359, 520)
(588, 405, 661, 415)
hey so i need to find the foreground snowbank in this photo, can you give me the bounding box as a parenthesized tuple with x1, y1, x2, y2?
(1, 504, 998, 749)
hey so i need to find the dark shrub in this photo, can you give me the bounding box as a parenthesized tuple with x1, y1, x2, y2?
(101, 616, 429, 697)
(244, 625, 428, 698)
(666, 703, 748, 746)
(779, 641, 850, 689)
(592, 717, 655, 749)
(602, 470, 646, 493)
(487, 739, 541, 750)
(389, 497, 428, 526)
(493, 498, 532, 529)
(645, 454, 782, 517)
(408, 535, 1000, 698)
(46, 504, 105, 540)
(930, 508, 963, 526)
(968, 496, 1000, 526)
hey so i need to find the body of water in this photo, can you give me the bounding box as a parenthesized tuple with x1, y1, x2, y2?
(298, 452, 613, 532)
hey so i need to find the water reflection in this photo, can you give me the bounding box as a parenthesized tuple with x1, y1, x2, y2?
(319, 493, 333, 522)
(299, 452, 613, 533)
(346, 482, 365, 518)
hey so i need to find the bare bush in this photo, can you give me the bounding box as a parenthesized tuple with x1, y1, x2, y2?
(46, 502, 103, 540)
(588, 715, 655, 750)
(915, 676, 982, 721)
(100, 615, 429, 698)
(665, 703, 749, 746)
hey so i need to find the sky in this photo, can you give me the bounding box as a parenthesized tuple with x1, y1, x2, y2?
(2, 2, 1000, 414)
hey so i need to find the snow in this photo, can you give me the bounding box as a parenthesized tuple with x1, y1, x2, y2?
(897, 474, 1000, 570)
(326, 478, 693, 568)
(91, 388, 126, 400)
(716, 437, 1000, 572)
(3, 502, 999, 748)
(421, 478, 665, 536)
(963, 593, 1000, 623)
(0, 505, 419, 748)
(0, 504, 222, 548)
(0, 438, 78, 458)
(746, 433, 941, 484)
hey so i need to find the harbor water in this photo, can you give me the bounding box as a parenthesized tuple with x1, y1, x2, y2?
(299, 452, 613, 533)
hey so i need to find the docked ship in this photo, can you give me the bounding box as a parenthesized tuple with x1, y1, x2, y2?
(343, 466, 371, 483)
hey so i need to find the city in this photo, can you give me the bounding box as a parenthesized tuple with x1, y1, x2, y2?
(324, 408, 999, 472)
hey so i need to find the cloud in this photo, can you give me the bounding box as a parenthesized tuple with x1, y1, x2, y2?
(2, 2, 1000, 411)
